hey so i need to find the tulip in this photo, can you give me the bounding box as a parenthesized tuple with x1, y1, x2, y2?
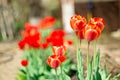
(52, 46, 66, 56)
(18, 23, 41, 49)
(76, 29, 85, 40)
(41, 42, 49, 49)
(38, 16, 56, 29)
(46, 30, 65, 46)
(47, 55, 61, 68)
(21, 60, 28, 67)
(88, 17, 105, 31)
(70, 15, 87, 31)
(84, 28, 98, 41)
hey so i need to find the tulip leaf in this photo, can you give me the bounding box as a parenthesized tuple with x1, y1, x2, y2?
(77, 49, 84, 80)
(94, 49, 100, 71)
(111, 73, 120, 80)
(87, 59, 93, 80)
(16, 73, 26, 80)
(59, 72, 71, 80)
(96, 68, 102, 80)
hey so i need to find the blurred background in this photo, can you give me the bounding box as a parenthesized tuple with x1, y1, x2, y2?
(0, 0, 120, 80)
(0, 0, 119, 40)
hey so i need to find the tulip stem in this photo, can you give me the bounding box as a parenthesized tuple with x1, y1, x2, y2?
(26, 66, 30, 80)
(79, 39, 82, 49)
(87, 41, 90, 76)
(60, 64, 64, 80)
(55, 68, 59, 80)
(93, 40, 97, 68)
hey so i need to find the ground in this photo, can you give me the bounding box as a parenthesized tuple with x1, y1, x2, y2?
(0, 33, 120, 80)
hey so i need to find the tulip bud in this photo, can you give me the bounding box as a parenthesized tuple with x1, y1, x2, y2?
(47, 55, 61, 68)
(21, 60, 28, 67)
(52, 46, 66, 56)
(70, 15, 87, 31)
(85, 29, 98, 41)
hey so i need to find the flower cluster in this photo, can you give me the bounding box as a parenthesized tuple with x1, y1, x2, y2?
(18, 16, 56, 50)
(70, 15, 105, 41)
(47, 30, 67, 68)
(18, 16, 56, 70)
(18, 16, 73, 74)
(18, 14, 120, 80)
(18, 23, 41, 49)
(69, 15, 120, 80)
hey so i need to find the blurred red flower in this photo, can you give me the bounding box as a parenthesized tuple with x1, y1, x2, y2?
(18, 23, 41, 49)
(22, 23, 40, 38)
(41, 42, 49, 49)
(67, 40, 73, 45)
(21, 60, 28, 67)
(46, 30, 66, 46)
(38, 16, 56, 29)
(18, 39, 26, 49)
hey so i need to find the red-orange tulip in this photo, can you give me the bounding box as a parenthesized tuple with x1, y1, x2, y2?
(47, 55, 61, 68)
(52, 46, 66, 56)
(58, 55, 66, 63)
(76, 29, 85, 39)
(70, 15, 87, 31)
(85, 28, 98, 41)
(88, 17, 105, 31)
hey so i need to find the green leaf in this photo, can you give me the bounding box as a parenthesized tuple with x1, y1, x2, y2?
(59, 72, 71, 80)
(87, 59, 93, 80)
(77, 49, 84, 80)
(99, 65, 110, 80)
(106, 74, 111, 80)
(16, 73, 26, 80)
(111, 73, 120, 80)
(45, 79, 55, 80)
(94, 49, 100, 71)
(86, 58, 93, 80)
(19, 68, 26, 74)
(96, 68, 102, 80)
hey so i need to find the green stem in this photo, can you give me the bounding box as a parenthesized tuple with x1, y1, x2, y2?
(60, 64, 64, 80)
(26, 53, 29, 80)
(77, 38, 79, 73)
(93, 40, 97, 69)
(94, 40, 97, 56)
(55, 68, 59, 80)
(26, 66, 30, 80)
(79, 39, 82, 49)
(77, 38, 79, 67)
(87, 41, 90, 77)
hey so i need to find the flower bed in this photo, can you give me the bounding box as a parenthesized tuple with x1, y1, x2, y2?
(17, 15, 120, 80)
